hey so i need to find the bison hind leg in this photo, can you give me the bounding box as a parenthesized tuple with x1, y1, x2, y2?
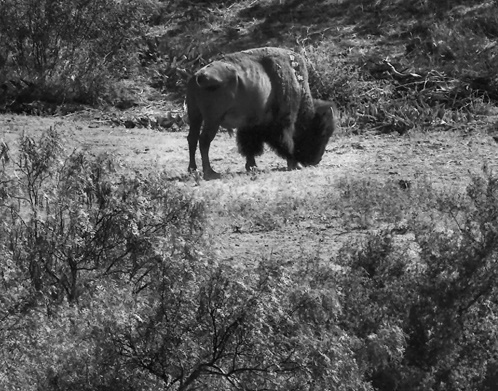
(237, 126, 265, 171)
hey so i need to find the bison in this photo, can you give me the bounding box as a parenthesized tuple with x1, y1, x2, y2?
(186, 47, 338, 180)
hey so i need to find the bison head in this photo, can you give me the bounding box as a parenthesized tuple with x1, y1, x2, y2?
(294, 100, 338, 166)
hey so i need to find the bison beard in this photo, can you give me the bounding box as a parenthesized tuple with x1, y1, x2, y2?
(236, 116, 295, 165)
(186, 47, 337, 180)
(294, 103, 336, 166)
(237, 105, 335, 170)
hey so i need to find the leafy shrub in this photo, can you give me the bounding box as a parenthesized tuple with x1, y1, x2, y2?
(0, 128, 375, 391)
(1, 127, 205, 303)
(302, 1, 498, 133)
(335, 167, 498, 390)
(0, 0, 155, 106)
(0, 127, 205, 390)
(109, 254, 374, 391)
(3, 127, 498, 390)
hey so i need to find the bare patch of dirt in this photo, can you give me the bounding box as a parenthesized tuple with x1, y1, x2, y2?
(2, 114, 497, 265)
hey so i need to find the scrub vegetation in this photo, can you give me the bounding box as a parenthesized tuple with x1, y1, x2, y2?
(1, 1, 498, 390)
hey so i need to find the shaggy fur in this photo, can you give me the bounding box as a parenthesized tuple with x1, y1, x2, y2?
(186, 47, 337, 180)
(294, 100, 338, 165)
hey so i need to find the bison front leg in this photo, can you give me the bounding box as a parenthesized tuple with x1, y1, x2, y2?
(280, 127, 300, 171)
(199, 121, 221, 180)
(237, 126, 265, 173)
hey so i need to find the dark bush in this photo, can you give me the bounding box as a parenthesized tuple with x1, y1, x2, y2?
(336, 168, 498, 391)
(0, 128, 371, 390)
(0, 0, 154, 106)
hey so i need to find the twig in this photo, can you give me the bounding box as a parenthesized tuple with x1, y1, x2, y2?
(383, 60, 422, 80)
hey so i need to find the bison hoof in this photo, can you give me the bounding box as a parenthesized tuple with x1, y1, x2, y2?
(287, 159, 303, 171)
(245, 157, 257, 172)
(203, 170, 221, 181)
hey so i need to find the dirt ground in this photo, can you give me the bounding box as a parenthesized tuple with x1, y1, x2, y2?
(1, 113, 497, 265)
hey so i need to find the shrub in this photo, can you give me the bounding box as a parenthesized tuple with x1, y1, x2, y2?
(109, 256, 371, 391)
(1, 127, 205, 304)
(0, 127, 205, 390)
(0, 128, 374, 390)
(335, 168, 498, 390)
(0, 0, 155, 106)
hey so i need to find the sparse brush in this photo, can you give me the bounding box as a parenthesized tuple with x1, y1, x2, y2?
(0, 0, 153, 107)
(334, 165, 498, 391)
